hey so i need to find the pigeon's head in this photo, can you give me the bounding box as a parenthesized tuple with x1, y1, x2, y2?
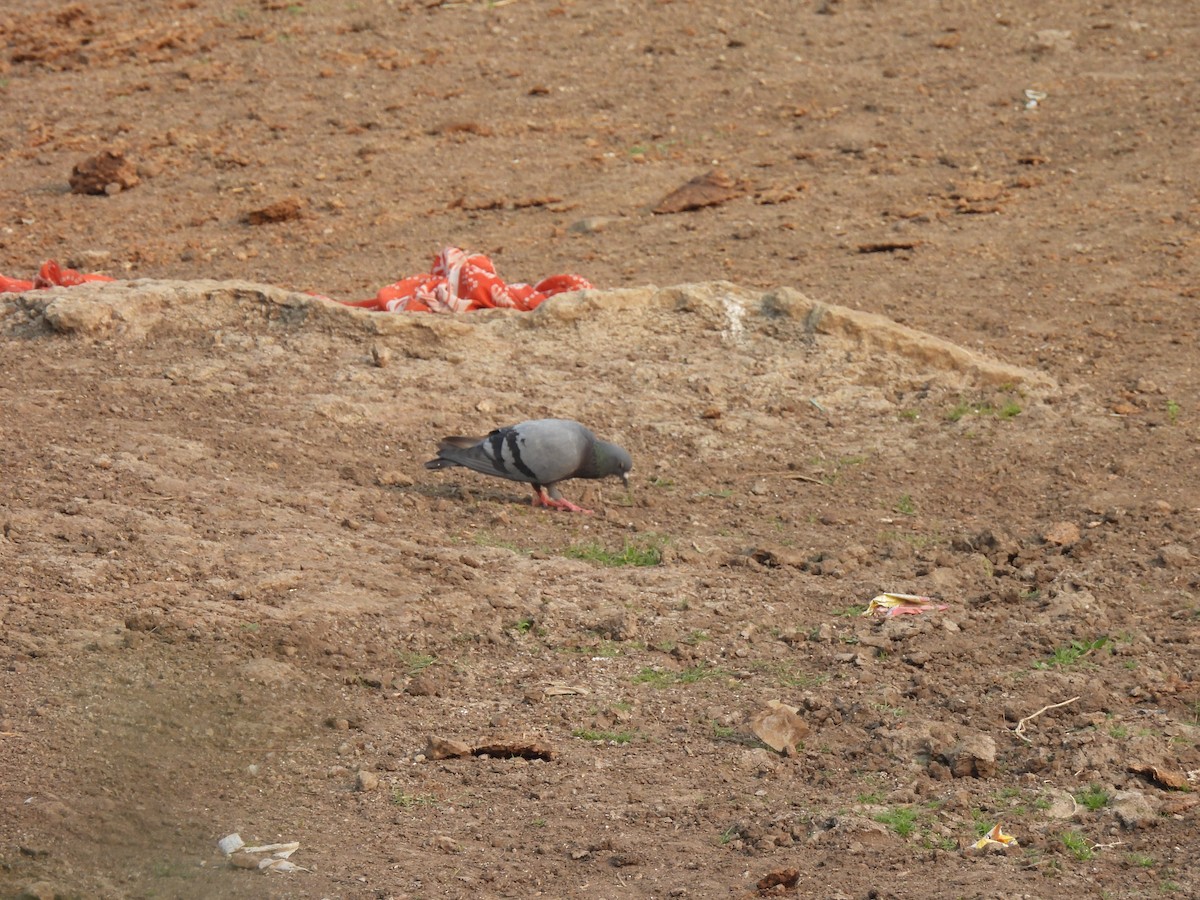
(594, 440, 633, 487)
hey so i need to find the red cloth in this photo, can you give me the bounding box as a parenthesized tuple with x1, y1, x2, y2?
(341, 247, 592, 313)
(0, 249, 592, 314)
(0, 260, 116, 293)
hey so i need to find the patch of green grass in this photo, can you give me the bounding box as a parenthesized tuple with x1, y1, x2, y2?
(925, 834, 958, 851)
(947, 396, 1022, 422)
(1165, 399, 1181, 423)
(748, 660, 827, 689)
(561, 638, 629, 657)
(564, 535, 665, 567)
(874, 806, 919, 837)
(835, 604, 867, 617)
(393, 791, 439, 808)
(396, 650, 436, 676)
(572, 727, 635, 744)
(531, 817, 547, 828)
(1127, 852, 1155, 868)
(631, 667, 674, 688)
(947, 400, 989, 422)
(899, 409, 920, 421)
(1109, 724, 1129, 739)
(1035, 636, 1111, 670)
(711, 722, 737, 740)
(676, 663, 723, 684)
(1074, 784, 1110, 811)
(632, 664, 723, 688)
(514, 616, 535, 634)
(1060, 830, 1093, 860)
(894, 493, 917, 516)
(998, 399, 1023, 419)
(970, 809, 995, 837)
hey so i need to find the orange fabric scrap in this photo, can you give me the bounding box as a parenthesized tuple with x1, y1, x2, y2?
(0, 260, 116, 293)
(862, 592, 949, 618)
(337, 246, 592, 313)
(0, 248, 592, 315)
(972, 822, 1018, 849)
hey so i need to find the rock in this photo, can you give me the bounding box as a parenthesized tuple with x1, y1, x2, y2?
(405, 673, 439, 696)
(749, 700, 810, 753)
(757, 868, 801, 890)
(593, 610, 639, 641)
(653, 170, 746, 214)
(69, 150, 140, 195)
(245, 196, 305, 225)
(1128, 761, 1189, 791)
(355, 770, 380, 792)
(569, 216, 616, 234)
(1111, 790, 1157, 830)
(944, 733, 997, 778)
(1157, 543, 1192, 568)
(1031, 29, 1075, 54)
(425, 736, 472, 760)
(1043, 521, 1080, 546)
(810, 622, 834, 643)
(42, 296, 115, 334)
(377, 470, 415, 488)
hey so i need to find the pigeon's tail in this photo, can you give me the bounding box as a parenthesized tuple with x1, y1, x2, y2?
(424, 435, 487, 472)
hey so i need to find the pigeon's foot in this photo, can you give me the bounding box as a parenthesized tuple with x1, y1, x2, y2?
(532, 487, 593, 514)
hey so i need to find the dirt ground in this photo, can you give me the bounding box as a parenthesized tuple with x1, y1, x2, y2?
(2, 1, 1199, 898)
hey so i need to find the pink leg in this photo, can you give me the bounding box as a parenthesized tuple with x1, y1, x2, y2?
(531, 486, 593, 514)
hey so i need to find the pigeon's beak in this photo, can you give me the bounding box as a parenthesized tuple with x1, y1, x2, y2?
(621, 472, 630, 489)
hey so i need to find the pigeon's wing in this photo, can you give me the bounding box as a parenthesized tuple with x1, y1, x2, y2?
(505, 419, 594, 485)
(425, 419, 592, 486)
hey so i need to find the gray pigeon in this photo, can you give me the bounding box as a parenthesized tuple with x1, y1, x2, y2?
(424, 418, 632, 513)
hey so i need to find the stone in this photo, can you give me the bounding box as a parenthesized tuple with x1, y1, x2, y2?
(944, 733, 996, 778)
(425, 736, 472, 760)
(1043, 521, 1081, 546)
(355, 770, 380, 792)
(1157, 543, 1192, 568)
(749, 700, 810, 753)
(1111, 790, 1157, 830)
(405, 673, 439, 697)
(594, 610, 639, 641)
(69, 150, 140, 195)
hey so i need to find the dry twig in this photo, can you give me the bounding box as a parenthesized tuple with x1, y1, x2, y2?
(1012, 695, 1079, 743)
